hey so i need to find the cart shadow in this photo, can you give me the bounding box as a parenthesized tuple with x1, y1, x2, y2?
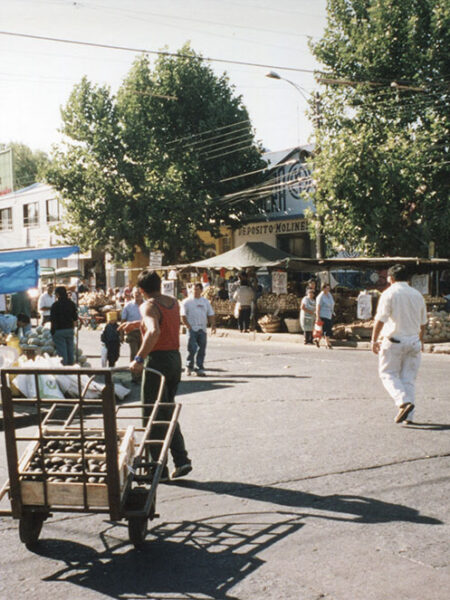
(36, 512, 304, 600)
(173, 480, 442, 525)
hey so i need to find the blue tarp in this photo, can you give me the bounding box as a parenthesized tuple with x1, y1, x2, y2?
(0, 245, 79, 262)
(0, 245, 80, 293)
(0, 260, 40, 293)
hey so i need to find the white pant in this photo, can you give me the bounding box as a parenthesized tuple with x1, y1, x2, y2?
(378, 335, 422, 418)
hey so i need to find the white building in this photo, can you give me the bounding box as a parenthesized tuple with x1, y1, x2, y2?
(0, 182, 88, 276)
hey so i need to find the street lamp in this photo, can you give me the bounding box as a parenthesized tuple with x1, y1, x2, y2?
(265, 70, 310, 103)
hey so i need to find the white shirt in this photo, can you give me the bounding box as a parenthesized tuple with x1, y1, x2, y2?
(38, 292, 55, 316)
(375, 281, 427, 339)
(232, 285, 254, 306)
(180, 296, 214, 331)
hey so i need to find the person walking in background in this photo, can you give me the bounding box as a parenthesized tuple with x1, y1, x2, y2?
(232, 272, 255, 333)
(371, 264, 427, 424)
(300, 288, 316, 344)
(315, 283, 335, 349)
(120, 269, 192, 481)
(121, 287, 144, 383)
(181, 283, 216, 376)
(50, 286, 78, 365)
(101, 312, 121, 367)
(38, 283, 55, 324)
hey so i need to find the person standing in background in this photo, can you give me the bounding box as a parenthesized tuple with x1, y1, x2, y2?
(180, 283, 216, 376)
(50, 286, 78, 365)
(300, 288, 316, 344)
(315, 283, 335, 349)
(233, 273, 255, 333)
(121, 287, 144, 383)
(371, 264, 427, 424)
(38, 283, 55, 324)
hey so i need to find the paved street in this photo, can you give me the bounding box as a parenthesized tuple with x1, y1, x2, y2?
(0, 329, 449, 600)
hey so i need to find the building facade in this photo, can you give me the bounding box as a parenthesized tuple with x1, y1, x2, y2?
(232, 146, 317, 257)
(0, 182, 95, 281)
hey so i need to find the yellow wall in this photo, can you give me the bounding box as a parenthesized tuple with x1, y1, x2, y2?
(197, 227, 232, 256)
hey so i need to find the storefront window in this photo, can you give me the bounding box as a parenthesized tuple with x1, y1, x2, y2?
(23, 202, 39, 227)
(0, 207, 13, 231)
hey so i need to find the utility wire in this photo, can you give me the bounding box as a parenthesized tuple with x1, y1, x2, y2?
(166, 119, 250, 145)
(0, 30, 319, 76)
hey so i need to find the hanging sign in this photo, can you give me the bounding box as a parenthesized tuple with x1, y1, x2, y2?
(271, 271, 287, 295)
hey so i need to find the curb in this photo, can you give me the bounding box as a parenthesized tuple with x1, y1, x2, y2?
(215, 329, 450, 354)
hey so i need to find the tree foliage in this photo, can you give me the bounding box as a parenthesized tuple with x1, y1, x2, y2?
(0, 142, 49, 190)
(46, 45, 265, 263)
(309, 0, 450, 257)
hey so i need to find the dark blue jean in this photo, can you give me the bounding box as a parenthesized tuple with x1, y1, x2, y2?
(187, 328, 207, 370)
(52, 328, 75, 365)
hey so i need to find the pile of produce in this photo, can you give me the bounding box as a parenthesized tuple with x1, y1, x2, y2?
(257, 293, 281, 313)
(19, 326, 55, 354)
(202, 286, 217, 302)
(0, 332, 8, 345)
(277, 293, 300, 311)
(79, 291, 110, 308)
(424, 310, 450, 342)
(23, 433, 115, 483)
(211, 299, 234, 315)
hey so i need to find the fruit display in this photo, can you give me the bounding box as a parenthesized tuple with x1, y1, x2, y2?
(79, 291, 110, 308)
(424, 310, 450, 342)
(18, 325, 55, 355)
(257, 293, 299, 313)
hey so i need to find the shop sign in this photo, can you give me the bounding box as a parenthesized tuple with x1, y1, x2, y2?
(149, 251, 163, 268)
(162, 279, 176, 297)
(271, 271, 287, 295)
(236, 218, 308, 239)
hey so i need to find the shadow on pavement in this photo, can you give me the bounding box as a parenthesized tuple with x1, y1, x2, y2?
(401, 422, 450, 431)
(33, 511, 304, 600)
(173, 480, 442, 525)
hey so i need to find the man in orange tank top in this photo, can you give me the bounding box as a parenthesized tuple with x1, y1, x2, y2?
(119, 269, 192, 480)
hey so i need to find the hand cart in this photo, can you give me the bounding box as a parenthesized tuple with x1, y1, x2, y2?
(0, 366, 181, 549)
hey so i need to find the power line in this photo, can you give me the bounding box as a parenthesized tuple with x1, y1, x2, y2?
(0, 30, 319, 76)
(166, 119, 250, 145)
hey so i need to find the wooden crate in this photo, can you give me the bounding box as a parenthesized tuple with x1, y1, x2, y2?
(19, 426, 135, 509)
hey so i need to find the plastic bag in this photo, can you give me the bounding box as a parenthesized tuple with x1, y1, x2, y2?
(313, 319, 323, 340)
(101, 343, 108, 368)
(14, 354, 65, 399)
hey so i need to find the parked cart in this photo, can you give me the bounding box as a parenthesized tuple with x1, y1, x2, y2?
(0, 366, 180, 549)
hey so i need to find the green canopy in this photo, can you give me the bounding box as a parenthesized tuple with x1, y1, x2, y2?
(190, 242, 297, 270)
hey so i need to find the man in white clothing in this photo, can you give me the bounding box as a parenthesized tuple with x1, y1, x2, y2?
(371, 264, 427, 424)
(38, 283, 55, 324)
(180, 283, 216, 376)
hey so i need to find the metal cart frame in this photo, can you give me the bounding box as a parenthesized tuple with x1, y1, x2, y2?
(0, 366, 181, 549)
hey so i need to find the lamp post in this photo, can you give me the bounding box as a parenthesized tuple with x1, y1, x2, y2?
(265, 71, 324, 258)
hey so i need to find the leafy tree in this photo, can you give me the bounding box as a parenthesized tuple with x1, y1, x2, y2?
(46, 45, 265, 263)
(309, 0, 450, 257)
(0, 142, 49, 190)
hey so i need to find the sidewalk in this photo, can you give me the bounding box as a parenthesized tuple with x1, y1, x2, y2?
(215, 327, 450, 354)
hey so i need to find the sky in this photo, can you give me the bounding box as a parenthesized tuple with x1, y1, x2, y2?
(0, 0, 328, 156)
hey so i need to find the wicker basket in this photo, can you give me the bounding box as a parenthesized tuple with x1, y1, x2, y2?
(284, 318, 301, 333)
(258, 317, 281, 333)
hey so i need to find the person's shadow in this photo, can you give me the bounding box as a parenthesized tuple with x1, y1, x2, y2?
(173, 479, 442, 525)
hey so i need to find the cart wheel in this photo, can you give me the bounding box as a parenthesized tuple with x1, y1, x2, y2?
(128, 516, 148, 549)
(19, 513, 45, 548)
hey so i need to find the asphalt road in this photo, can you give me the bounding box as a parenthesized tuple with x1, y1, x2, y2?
(0, 329, 449, 600)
